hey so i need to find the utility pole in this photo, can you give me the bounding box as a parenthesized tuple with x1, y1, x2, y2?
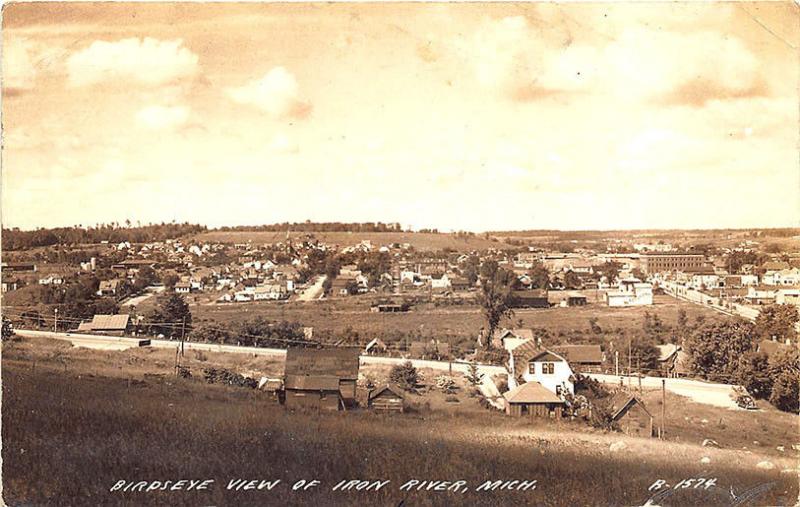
(628, 339, 632, 389)
(615, 350, 619, 376)
(661, 379, 666, 439)
(54, 308, 58, 333)
(180, 316, 186, 357)
(637, 356, 642, 394)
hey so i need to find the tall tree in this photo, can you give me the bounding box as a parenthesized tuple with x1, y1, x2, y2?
(477, 260, 516, 350)
(563, 270, 582, 290)
(768, 347, 800, 413)
(148, 293, 192, 338)
(754, 304, 799, 342)
(684, 319, 755, 382)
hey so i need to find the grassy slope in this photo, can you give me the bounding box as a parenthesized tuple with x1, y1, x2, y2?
(2, 339, 798, 506)
(193, 295, 720, 340)
(193, 231, 513, 251)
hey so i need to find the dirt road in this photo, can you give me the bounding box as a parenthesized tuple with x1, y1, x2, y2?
(296, 275, 326, 301)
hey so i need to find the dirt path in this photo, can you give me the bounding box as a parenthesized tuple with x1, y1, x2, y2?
(296, 275, 326, 301)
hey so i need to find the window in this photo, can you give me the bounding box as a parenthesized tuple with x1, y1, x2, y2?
(542, 362, 555, 375)
(528, 361, 536, 374)
(556, 385, 562, 396)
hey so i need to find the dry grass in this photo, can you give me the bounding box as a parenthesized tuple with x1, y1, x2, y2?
(194, 295, 720, 342)
(3, 338, 799, 506)
(4, 363, 798, 507)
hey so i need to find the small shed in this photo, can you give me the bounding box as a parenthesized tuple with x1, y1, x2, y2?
(503, 381, 564, 419)
(368, 384, 405, 413)
(609, 394, 654, 437)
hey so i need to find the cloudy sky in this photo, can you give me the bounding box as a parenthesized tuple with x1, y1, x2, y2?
(3, 2, 798, 232)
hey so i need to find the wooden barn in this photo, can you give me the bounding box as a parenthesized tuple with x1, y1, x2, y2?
(283, 348, 360, 409)
(511, 290, 550, 309)
(368, 384, 405, 413)
(553, 344, 604, 373)
(284, 375, 342, 411)
(503, 381, 565, 419)
(609, 394, 654, 437)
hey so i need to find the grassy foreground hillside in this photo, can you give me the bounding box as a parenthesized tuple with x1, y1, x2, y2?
(3, 357, 798, 506)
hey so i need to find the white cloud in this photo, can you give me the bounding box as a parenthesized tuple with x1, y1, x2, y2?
(67, 38, 199, 87)
(463, 16, 762, 104)
(267, 133, 299, 154)
(3, 37, 37, 90)
(135, 105, 190, 130)
(226, 67, 311, 118)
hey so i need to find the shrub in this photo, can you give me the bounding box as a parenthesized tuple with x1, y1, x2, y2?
(464, 362, 484, 386)
(389, 361, 419, 392)
(435, 375, 457, 394)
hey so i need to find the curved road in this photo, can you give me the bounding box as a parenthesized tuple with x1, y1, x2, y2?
(16, 329, 741, 409)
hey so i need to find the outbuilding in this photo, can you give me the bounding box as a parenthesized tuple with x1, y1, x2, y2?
(608, 394, 654, 437)
(368, 384, 405, 413)
(503, 381, 565, 419)
(284, 347, 360, 408)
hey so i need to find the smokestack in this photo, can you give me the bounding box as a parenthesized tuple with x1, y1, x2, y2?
(90, 257, 97, 270)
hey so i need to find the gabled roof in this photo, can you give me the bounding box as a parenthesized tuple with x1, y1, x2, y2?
(369, 384, 404, 400)
(284, 374, 340, 391)
(552, 345, 603, 364)
(364, 338, 387, 351)
(503, 381, 564, 404)
(655, 344, 681, 362)
(609, 393, 652, 421)
(284, 347, 360, 379)
(497, 328, 534, 341)
(89, 314, 130, 330)
(512, 341, 567, 364)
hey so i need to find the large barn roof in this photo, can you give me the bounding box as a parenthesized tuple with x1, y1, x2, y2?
(284, 347, 360, 379)
(284, 374, 340, 391)
(90, 314, 130, 330)
(552, 345, 603, 364)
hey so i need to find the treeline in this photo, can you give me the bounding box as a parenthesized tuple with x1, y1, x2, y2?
(215, 222, 407, 233)
(3, 223, 207, 250)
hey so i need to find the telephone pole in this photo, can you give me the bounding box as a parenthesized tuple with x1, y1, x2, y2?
(637, 356, 642, 393)
(53, 308, 58, 333)
(661, 379, 666, 439)
(627, 339, 632, 389)
(180, 316, 186, 357)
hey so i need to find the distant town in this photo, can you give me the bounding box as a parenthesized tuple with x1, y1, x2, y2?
(3, 223, 799, 505)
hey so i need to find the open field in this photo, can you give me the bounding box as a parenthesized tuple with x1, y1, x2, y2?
(4, 346, 798, 507)
(193, 231, 514, 251)
(193, 295, 721, 342)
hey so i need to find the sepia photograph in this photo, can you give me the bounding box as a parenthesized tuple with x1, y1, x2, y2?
(1, 1, 799, 505)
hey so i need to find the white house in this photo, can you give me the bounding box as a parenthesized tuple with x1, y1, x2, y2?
(690, 273, 721, 290)
(763, 268, 800, 286)
(430, 273, 452, 290)
(234, 291, 253, 302)
(253, 284, 289, 301)
(508, 340, 574, 396)
(744, 286, 776, 305)
(606, 278, 653, 307)
(775, 289, 800, 307)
